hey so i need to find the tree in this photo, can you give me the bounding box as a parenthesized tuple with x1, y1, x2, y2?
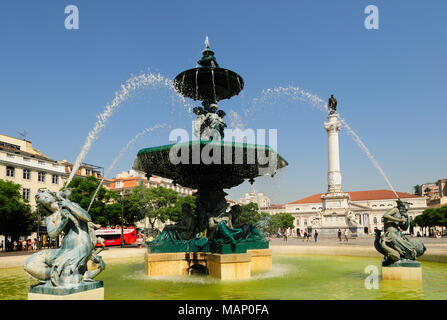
(165, 195, 197, 223)
(412, 206, 447, 236)
(270, 212, 295, 232)
(127, 184, 178, 231)
(0, 179, 34, 244)
(233, 203, 294, 236)
(65, 176, 121, 226)
(239, 202, 262, 224)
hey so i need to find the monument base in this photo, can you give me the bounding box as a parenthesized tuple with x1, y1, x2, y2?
(311, 226, 365, 238)
(382, 261, 422, 281)
(27, 281, 104, 300)
(382, 266, 422, 281)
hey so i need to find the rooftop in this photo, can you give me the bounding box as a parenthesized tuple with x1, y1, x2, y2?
(288, 189, 424, 205)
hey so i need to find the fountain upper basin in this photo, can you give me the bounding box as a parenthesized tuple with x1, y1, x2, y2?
(174, 67, 244, 102)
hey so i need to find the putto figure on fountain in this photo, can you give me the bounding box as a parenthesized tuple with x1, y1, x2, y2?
(374, 199, 426, 267)
(193, 103, 227, 140)
(24, 189, 105, 298)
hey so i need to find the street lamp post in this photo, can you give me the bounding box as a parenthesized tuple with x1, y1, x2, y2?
(121, 192, 124, 248)
(37, 205, 41, 250)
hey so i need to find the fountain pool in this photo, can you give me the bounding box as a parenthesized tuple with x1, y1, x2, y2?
(2, 255, 447, 300)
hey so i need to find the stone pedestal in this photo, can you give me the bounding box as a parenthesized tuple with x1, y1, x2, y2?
(145, 249, 272, 280)
(145, 252, 207, 277)
(247, 249, 272, 271)
(207, 253, 251, 280)
(382, 266, 422, 281)
(27, 281, 104, 300)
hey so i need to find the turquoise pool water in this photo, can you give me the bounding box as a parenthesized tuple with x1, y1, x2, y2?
(1, 255, 446, 300)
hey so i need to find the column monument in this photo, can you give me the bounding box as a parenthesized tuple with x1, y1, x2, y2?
(315, 95, 362, 237)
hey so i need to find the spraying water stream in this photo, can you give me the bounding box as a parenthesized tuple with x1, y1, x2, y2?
(65, 72, 192, 189)
(243, 85, 399, 198)
(86, 123, 168, 212)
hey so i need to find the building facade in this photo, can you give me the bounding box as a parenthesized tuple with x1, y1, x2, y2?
(238, 192, 271, 208)
(0, 134, 66, 209)
(286, 190, 426, 235)
(415, 178, 447, 207)
(106, 169, 194, 197)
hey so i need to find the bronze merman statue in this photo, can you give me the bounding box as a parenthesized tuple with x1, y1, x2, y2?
(328, 94, 337, 115)
(24, 189, 105, 288)
(374, 199, 426, 266)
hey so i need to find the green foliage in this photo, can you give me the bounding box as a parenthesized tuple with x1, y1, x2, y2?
(126, 184, 181, 229)
(0, 179, 34, 240)
(165, 195, 197, 223)
(412, 206, 447, 228)
(236, 203, 294, 235)
(65, 176, 122, 226)
(270, 212, 295, 231)
(239, 202, 262, 224)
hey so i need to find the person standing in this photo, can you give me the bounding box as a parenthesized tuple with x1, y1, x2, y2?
(314, 230, 318, 243)
(344, 229, 349, 242)
(337, 229, 342, 242)
(137, 236, 143, 248)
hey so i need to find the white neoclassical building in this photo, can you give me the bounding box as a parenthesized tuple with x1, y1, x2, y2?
(286, 190, 426, 236)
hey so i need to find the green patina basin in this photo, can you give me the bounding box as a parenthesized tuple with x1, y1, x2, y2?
(133, 140, 288, 190)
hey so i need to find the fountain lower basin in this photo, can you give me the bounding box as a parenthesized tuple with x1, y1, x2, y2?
(3, 254, 447, 300)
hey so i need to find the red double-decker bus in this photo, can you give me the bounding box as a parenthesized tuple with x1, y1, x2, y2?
(95, 225, 137, 247)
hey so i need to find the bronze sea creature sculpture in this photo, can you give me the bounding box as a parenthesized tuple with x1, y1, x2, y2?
(24, 189, 105, 290)
(374, 199, 426, 266)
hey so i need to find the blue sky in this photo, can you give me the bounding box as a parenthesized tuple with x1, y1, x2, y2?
(1, 1, 446, 204)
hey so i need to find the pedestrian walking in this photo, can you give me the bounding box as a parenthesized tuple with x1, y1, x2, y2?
(337, 229, 342, 242)
(303, 231, 307, 242)
(283, 232, 288, 242)
(314, 230, 318, 243)
(306, 232, 310, 242)
(344, 229, 349, 242)
(137, 236, 143, 248)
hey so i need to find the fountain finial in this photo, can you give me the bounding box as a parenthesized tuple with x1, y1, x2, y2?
(199, 36, 219, 68)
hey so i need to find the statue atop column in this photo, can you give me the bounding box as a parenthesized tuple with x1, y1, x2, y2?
(328, 94, 337, 115)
